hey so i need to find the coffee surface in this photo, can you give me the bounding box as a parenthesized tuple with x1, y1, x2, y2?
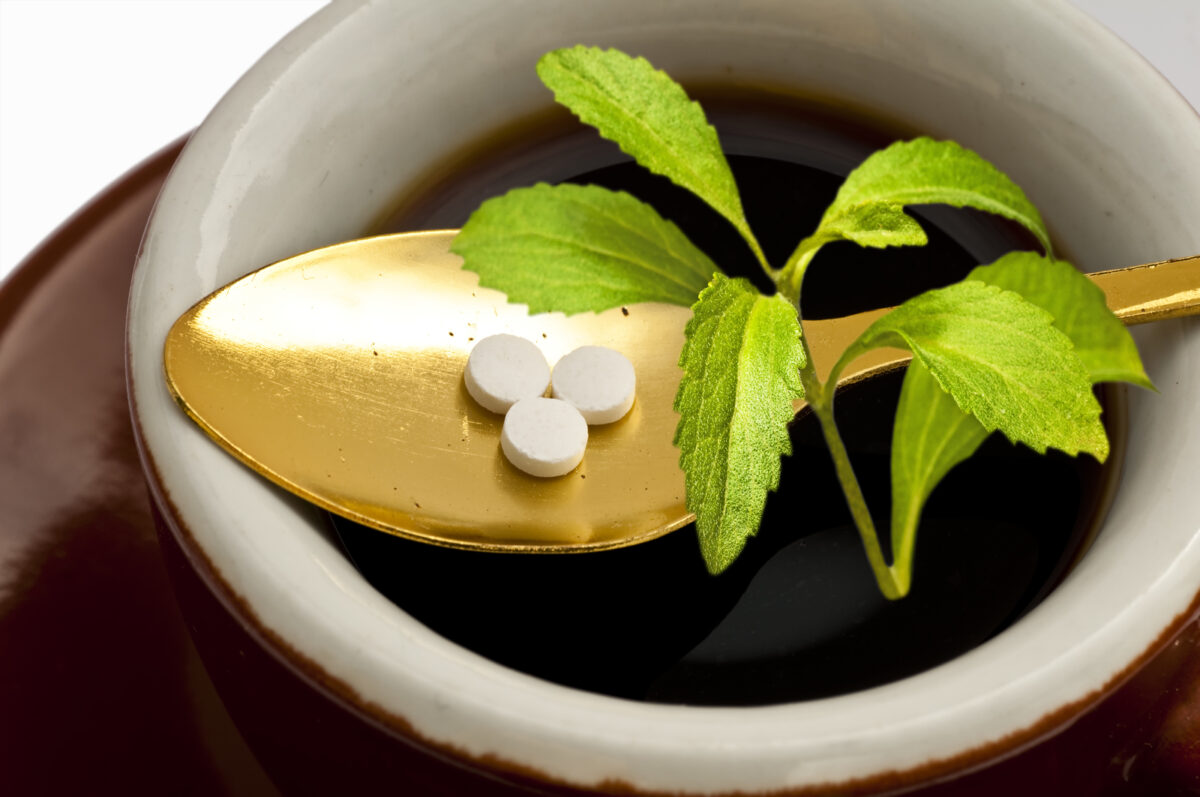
(335, 93, 1125, 705)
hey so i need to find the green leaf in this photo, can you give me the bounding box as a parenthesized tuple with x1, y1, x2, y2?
(802, 203, 928, 253)
(451, 183, 718, 314)
(887, 254, 1150, 594)
(794, 138, 1052, 263)
(537, 46, 765, 266)
(674, 274, 805, 574)
(888, 360, 990, 593)
(968, 252, 1153, 389)
(839, 280, 1107, 459)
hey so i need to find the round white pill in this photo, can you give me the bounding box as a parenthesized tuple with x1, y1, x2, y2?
(551, 345, 636, 425)
(500, 397, 588, 478)
(464, 334, 550, 414)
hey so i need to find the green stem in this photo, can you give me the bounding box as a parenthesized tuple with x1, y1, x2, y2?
(778, 232, 835, 301)
(743, 228, 774, 283)
(781, 244, 904, 600)
(807, 385, 904, 600)
(825, 339, 867, 396)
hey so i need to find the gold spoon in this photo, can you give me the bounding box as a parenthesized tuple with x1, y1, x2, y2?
(164, 231, 1199, 553)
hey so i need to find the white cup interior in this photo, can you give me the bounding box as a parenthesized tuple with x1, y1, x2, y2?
(128, 1, 1200, 792)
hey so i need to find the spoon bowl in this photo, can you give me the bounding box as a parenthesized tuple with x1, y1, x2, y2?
(164, 230, 1199, 552)
(165, 230, 690, 551)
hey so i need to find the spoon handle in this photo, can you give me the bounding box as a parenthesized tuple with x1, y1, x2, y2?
(1091, 254, 1200, 325)
(806, 253, 1200, 388)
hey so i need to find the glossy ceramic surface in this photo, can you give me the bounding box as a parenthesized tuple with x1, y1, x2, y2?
(0, 140, 278, 795)
(127, 1, 1200, 793)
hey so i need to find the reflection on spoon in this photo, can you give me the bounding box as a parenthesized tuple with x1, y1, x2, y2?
(163, 230, 1199, 553)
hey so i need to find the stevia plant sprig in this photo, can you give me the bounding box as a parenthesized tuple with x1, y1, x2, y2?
(451, 46, 1150, 599)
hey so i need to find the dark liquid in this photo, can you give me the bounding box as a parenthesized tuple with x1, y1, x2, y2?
(333, 92, 1126, 705)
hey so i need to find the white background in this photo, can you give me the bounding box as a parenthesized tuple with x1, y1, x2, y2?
(0, 0, 1197, 283)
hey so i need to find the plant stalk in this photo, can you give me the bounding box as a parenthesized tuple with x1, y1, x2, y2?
(786, 253, 904, 600)
(797, 334, 905, 600)
(811, 396, 904, 600)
